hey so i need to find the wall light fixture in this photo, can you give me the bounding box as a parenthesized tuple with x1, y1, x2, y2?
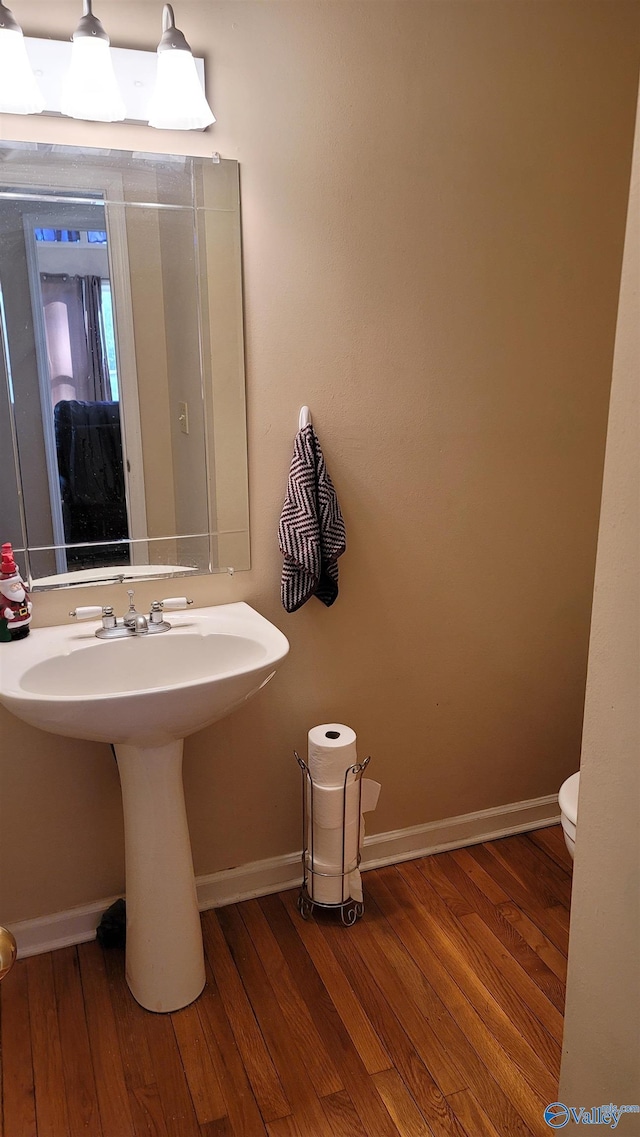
(0, 1, 215, 130)
(0, 2, 45, 115)
(61, 0, 126, 123)
(148, 5, 215, 131)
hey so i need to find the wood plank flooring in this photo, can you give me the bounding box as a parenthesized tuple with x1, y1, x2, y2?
(0, 826, 572, 1137)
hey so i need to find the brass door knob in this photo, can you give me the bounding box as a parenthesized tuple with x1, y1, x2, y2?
(0, 927, 17, 981)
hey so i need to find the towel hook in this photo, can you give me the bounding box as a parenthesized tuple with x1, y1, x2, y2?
(298, 406, 312, 430)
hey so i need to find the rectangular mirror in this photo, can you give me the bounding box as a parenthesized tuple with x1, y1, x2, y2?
(0, 142, 249, 590)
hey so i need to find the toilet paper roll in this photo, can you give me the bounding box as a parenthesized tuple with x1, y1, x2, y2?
(311, 823, 359, 870)
(306, 854, 355, 904)
(306, 781, 381, 831)
(307, 855, 365, 905)
(307, 781, 361, 828)
(308, 724, 358, 787)
(309, 785, 380, 902)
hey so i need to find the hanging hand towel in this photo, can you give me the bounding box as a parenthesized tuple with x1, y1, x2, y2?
(278, 423, 346, 612)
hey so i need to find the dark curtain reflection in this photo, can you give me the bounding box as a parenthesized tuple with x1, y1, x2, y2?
(54, 400, 129, 568)
(41, 272, 127, 568)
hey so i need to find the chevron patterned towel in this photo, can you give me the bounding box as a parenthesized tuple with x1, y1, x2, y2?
(278, 423, 346, 613)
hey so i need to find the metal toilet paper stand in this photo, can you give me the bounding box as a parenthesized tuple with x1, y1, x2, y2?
(294, 750, 371, 926)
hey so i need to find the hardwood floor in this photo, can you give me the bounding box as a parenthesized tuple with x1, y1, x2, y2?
(0, 826, 572, 1137)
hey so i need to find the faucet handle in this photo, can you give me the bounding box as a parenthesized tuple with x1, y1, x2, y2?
(70, 606, 116, 630)
(148, 597, 192, 627)
(69, 606, 103, 620)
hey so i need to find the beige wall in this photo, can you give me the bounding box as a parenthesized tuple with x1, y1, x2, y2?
(1, 2, 639, 923)
(559, 82, 640, 1125)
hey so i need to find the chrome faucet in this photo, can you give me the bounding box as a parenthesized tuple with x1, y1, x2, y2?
(69, 592, 193, 640)
(123, 590, 148, 635)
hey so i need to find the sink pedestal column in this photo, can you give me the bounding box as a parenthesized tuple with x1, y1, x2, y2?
(114, 740, 205, 1013)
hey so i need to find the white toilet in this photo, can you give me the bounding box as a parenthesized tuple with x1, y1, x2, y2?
(558, 771, 580, 859)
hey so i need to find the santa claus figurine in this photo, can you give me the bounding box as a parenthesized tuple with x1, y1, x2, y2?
(0, 543, 32, 643)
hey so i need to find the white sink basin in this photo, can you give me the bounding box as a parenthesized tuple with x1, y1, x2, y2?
(0, 602, 289, 1014)
(0, 602, 289, 746)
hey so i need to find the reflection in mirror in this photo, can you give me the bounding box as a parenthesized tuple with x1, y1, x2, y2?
(0, 144, 249, 590)
(30, 209, 127, 572)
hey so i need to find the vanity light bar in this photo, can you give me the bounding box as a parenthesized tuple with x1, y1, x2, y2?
(21, 36, 207, 126)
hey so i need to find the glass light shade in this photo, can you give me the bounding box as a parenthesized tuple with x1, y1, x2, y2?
(148, 49, 215, 130)
(0, 27, 45, 114)
(60, 35, 125, 122)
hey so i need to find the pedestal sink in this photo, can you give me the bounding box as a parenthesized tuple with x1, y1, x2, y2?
(0, 602, 289, 1012)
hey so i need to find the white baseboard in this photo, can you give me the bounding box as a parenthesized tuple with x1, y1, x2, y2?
(9, 895, 123, 960)
(9, 793, 560, 959)
(361, 792, 560, 869)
